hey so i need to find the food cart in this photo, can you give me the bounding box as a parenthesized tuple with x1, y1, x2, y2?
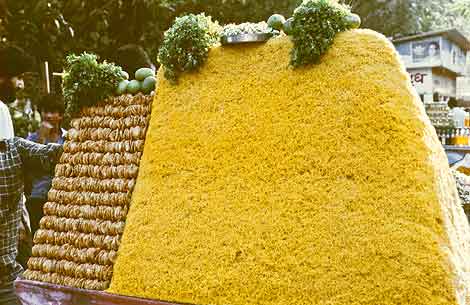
(15, 279, 180, 305)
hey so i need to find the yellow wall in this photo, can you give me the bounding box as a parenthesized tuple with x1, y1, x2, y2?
(109, 30, 470, 305)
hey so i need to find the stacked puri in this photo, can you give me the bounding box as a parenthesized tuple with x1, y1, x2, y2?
(23, 94, 153, 290)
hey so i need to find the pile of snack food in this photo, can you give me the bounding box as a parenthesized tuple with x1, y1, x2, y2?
(20, 1, 470, 304)
(108, 30, 470, 305)
(23, 94, 152, 290)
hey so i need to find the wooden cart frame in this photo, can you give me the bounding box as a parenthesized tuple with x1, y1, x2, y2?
(15, 279, 184, 305)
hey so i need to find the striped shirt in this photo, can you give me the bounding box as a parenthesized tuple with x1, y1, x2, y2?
(0, 137, 62, 282)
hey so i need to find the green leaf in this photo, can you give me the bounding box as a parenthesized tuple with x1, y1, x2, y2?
(157, 13, 221, 83)
(62, 52, 124, 121)
(290, 0, 353, 67)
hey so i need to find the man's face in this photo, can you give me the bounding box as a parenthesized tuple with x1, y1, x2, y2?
(41, 111, 63, 127)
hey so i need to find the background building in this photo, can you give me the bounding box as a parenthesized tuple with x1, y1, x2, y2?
(393, 29, 470, 105)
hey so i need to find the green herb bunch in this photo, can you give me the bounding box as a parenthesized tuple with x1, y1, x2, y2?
(62, 52, 124, 120)
(158, 13, 220, 83)
(290, 0, 358, 67)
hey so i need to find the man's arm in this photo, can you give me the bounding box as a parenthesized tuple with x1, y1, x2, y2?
(14, 137, 63, 175)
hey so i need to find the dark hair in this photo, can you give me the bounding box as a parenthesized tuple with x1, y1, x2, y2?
(112, 44, 153, 75)
(0, 44, 36, 78)
(38, 94, 65, 114)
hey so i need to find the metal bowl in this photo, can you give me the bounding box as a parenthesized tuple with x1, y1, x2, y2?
(220, 33, 274, 45)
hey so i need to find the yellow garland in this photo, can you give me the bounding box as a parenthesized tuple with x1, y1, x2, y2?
(109, 30, 470, 305)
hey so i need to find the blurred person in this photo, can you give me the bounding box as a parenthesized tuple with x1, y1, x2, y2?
(0, 45, 34, 104)
(0, 44, 38, 271)
(26, 94, 65, 236)
(9, 77, 41, 138)
(0, 48, 62, 305)
(112, 44, 155, 75)
(0, 45, 40, 138)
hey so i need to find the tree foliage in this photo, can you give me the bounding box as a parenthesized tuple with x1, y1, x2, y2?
(344, 0, 459, 37)
(445, 0, 470, 34)
(454, 0, 470, 18)
(0, 0, 299, 73)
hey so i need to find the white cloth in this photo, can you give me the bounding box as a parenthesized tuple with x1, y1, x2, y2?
(0, 101, 14, 140)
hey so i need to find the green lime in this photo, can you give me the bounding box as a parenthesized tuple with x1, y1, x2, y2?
(345, 14, 361, 29)
(127, 80, 141, 95)
(142, 76, 157, 94)
(116, 80, 129, 95)
(135, 67, 155, 81)
(267, 14, 286, 31)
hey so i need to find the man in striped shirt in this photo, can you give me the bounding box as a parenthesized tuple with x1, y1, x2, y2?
(0, 46, 63, 305)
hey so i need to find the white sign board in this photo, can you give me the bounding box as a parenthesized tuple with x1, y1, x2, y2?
(409, 68, 432, 95)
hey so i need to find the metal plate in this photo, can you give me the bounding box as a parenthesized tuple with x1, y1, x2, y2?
(444, 145, 470, 152)
(220, 33, 273, 45)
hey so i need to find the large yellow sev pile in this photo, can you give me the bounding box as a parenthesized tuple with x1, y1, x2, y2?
(109, 30, 470, 304)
